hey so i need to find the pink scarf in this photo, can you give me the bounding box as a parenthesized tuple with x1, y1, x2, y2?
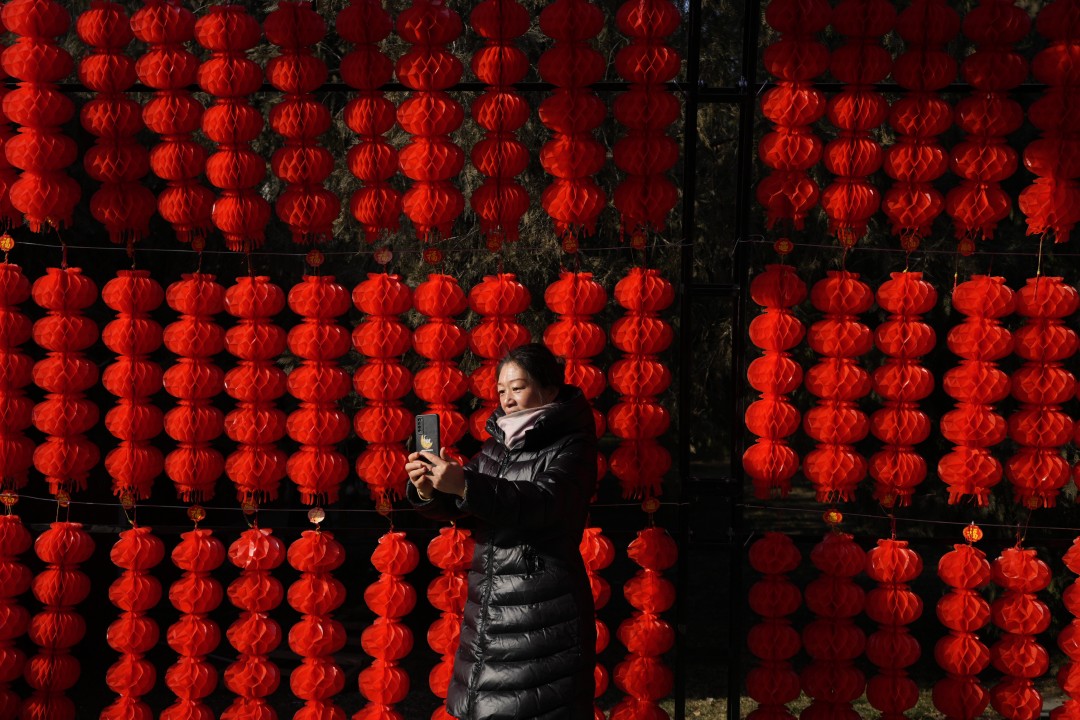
(495, 404, 551, 448)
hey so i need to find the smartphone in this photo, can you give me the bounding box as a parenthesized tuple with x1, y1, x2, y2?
(415, 413, 441, 464)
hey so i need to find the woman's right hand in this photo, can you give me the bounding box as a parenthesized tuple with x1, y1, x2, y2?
(406, 452, 436, 500)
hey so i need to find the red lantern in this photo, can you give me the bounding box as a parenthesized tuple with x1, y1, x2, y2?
(612, 0, 681, 238)
(581, 526, 616, 715)
(881, 0, 959, 248)
(196, 5, 270, 251)
(468, 274, 531, 441)
(1019, 1, 1080, 244)
(870, 272, 936, 505)
(32, 267, 99, 497)
(131, 0, 213, 243)
(101, 526, 164, 720)
(161, 529, 225, 720)
(20, 522, 94, 720)
(427, 526, 475, 714)
(221, 528, 285, 719)
(990, 547, 1052, 720)
(538, 0, 607, 240)
(756, 0, 830, 230)
(1, 0, 80, 232)
(413, 275, 469, 463)
(224, 276, 288, 504)
(287, 276, 352, 506)
(611, 527, 677, 719)
(1006, 277, 1077, 507)
(358, 531, 418, 716)
(163, 274, 226, 503)
(338, 0, 400, 241)
(353, 273, 414, 503)
(803, 271, 873, 502)
(609, 268, 674, 500)
(820, 0, 892, 244)
(545, 271, 609, 486)
(746, 533, 801, 719)
(947, 0, 1028, 245)
(800, 531, 865, 719)
(743, 265, 805, 499)
(77, 1, 155, 246)
(288, 530, 347, 718)
(0, 264, 33, 493)
(865, 538, 922, 717)
(0, 13, 20, 229)
(934, 543, 991, 720)
(1055, 538, 1080, 720)
(470, 0, 530, 245)
(266, 2, 339, 244)
(396, 0, 465, 242)
(102, 270, 164, 501)
(939, 275, 1014, 505)
(0, 514, 31, 719)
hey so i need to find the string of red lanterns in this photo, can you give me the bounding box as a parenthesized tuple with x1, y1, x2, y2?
(426, 526, 474, 719)
(0, 13, 19, 229)
(865, 537, 923, 719)
(0, 513, 31, 719)
(1057, 538, 1080, 720)
(745, 532, 802, 720)
(580, 526, 616, 720)
(413, 274, 469, 464)
(0, 263, 33, 494)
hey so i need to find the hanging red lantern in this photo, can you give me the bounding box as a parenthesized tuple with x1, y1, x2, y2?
(131, 0, 213, 243)
(32, 267, 99, 497)
(612, 0, 681, 238)
(990, 547, 1052, 720)
(468, 274, 531, 441)
(338, 0, 401, 241)
(77, 1, 155, 246)
(1019, 0, 1080, 244)
(1006, 277, 1077, 507)
(545, 271, 609, 486)
(223, 276, 288, 504)
(946, 0, 1028, 246)
(221, 528, 285, 719)
(882, 0, 959, 248)
(803, 271, 873, 502)
(609, 268, 674, 500)
(1055, 538, 1080, 720)
(0, 263, 33, 493)
(470, 0, 531, 246)
(933, 542, 991, 720)
(287, 276, 352, 506)
(820, 0, 892, 245)
(800, 531, 866, 720)
(865, 538, 922, 718)
(0, 13, 21, 229)
(413, 275, 469, 464)
(746, 532, 801, 720)
(611, 527, 677, 720)
(1, 0, 80, 232)
(163, 274, 226, 503)
(396, 0, 465, 242)
(743, 264, 805, 499)
(756, 0, 830, 230)
(266, 1, 339, 245)
(288, 529, 347, 719)
(161, 528, 225, 720)
(102, 271, 165, 501)
(939, 275, 1014, 504)
(0, 514, 31, 719)
(20, 522, 94, 720)
(196, 5, 270, 251)
(538, 0, 608, 240)
(358, 531, 419, 717)
(426, 526, 475, 714)
(353, 273, 414, 503)
(580, 527, 616, 718)
(870, 272, 936, 506)
(101, 526, 164, 720)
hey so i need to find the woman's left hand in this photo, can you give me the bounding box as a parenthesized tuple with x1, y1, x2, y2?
(416, 449, 467, 498)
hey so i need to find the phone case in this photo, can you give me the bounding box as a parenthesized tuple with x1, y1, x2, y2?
(415, 413, 440, 461)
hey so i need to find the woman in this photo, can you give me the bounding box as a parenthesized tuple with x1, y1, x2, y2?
(406, 343, 597, 720)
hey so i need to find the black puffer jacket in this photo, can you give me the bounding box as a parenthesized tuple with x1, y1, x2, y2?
(408, 385, 597, 720)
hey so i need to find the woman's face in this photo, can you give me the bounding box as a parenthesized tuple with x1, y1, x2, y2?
(497, 362, 555, 414)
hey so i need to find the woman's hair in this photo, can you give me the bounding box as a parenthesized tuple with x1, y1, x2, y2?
(497, 343, 563, 390)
